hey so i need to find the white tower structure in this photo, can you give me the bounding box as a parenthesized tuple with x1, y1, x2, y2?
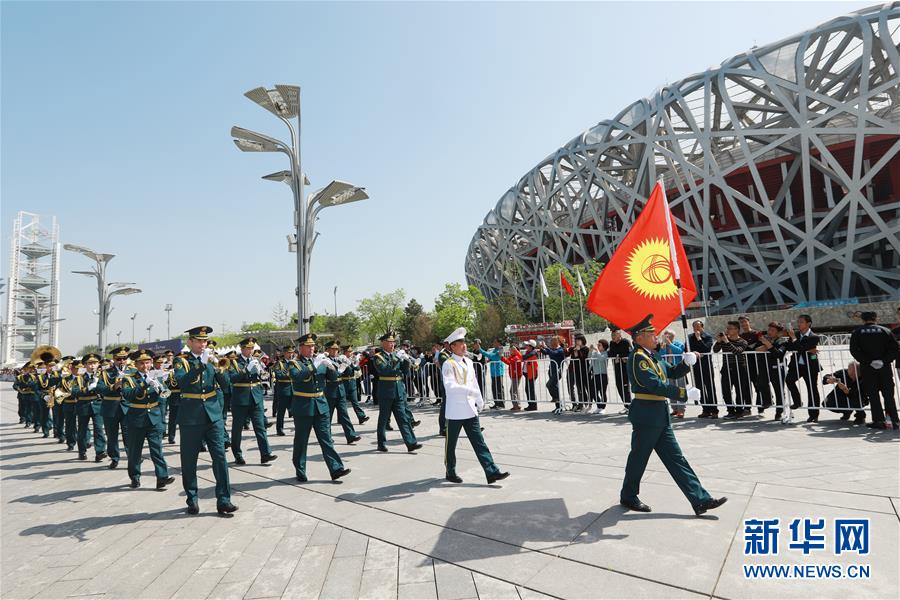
(3, 211, 61, 364)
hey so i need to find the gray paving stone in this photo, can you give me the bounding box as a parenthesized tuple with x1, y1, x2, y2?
(398, 548, 436, 585)
(364, 537, 399, 571)
(334, 529, 369, 558)
(172, 567, 228, 599)
(399, 581, 438, 600)
(282, 543, 336, 598)
(434, 559, 478, 600)
(359, 567, 399, 600)
(472, 572, 521, 600)
(243, 534, 311, 599)
(319, 555, 366, 600)
(309, 521, 343, 546)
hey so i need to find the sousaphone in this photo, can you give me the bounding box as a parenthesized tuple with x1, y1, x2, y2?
(31, 345, 62, 364)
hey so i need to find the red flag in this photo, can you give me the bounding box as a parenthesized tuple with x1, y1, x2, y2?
(585, 182, 696, 331)
(560, 272, 574, 297)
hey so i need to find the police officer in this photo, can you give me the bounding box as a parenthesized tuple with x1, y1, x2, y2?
(288, 333, 351, 482)
(441, 327, 509, 484)
(323, 341, 361, 444)
(228, 337, 277, 466)
(372, 332, 422, 453)
(619, 315, 727, 516)
(850, 311, 898, 429)
(174, 326, 236, 516)
(97, 347, 132, 469)
(119, 349, 175, 490)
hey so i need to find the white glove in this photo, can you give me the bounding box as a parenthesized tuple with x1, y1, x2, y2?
(77, 367, 87, 375)
(682, 352, 697, 367)
(148, 378, 163, 392)
(200, 349, 210, 365)
(313, 355, 324, 369)
(871, 360, 884, 370)
(43, 394, 50, 402)
(87, 378, 98, 391)
(686, 385, 701, 403)
(352, 355, 360, 367)
(248, 359, 261, 374)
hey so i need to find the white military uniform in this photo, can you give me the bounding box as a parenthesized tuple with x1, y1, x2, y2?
(440, 327, 505, 483)
(441, 354, 483, 420)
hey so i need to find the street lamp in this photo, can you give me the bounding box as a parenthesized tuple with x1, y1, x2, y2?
(164, 304, 173, 339)
(64, 244, 142, 355)
(130, 313, 137, 346)
(116, 331, 122, 345)
(232, 84, 368, 335)
(146, 324, 153, 343)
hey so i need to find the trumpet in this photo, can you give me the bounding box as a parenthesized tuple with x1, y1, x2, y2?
(148, 369, 172, 399)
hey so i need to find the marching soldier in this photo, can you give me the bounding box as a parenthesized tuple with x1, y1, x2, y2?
(619, 315, 727, 516)
(14, 362, 36, 429)
(272, 345, 296, 436)
(60, 359, 81, 452)
(217, 350, 237, 450)
(97, 347, 132, 469)
(372, 332, 422, 453)
(152, 354, 169, 428)
(70, 353, 107, 462)
(441, 327, 509, 484)
(227, 337, 277, 465)
(341, 345, 369, 425)
(51, 356, 74, 443)
(288, 333, 351, 482)
(119, 349, 175, 490)
(30, 358, 60, 438)
(324, 340, 361, 444)
(850, 311, 899, 429)
(166, 355, 183, 444)
(174, 326, 236, 516)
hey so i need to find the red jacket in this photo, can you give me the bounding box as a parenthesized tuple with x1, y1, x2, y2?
(501, 348, 523, 379)
(522, 349, 539, 379)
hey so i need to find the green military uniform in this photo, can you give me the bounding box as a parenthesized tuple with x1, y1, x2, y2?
(372, 332, 419, 451)
(228, 338, 275, 464)
(324, 342, 359, 444)
(288, 334, 348, 481)
(120, 350, 172, 488)
(272, 350, 295, 434)
(437, 348, 451, 434)
(14, 365, 35, 426)
(30, 364, 60, 437)
(97, 347, 134, 466)
(620, 317, 717, 513)
(174, 326, 233, 513)
(69, 354, 106, 461)
(341, 346, 368, 424)
(166, 367, 181, 443)
(60, 368, 80, 452)
(215, 353, 234, 451)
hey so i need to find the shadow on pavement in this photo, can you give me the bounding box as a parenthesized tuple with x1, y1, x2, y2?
(18, 508, 196, 541)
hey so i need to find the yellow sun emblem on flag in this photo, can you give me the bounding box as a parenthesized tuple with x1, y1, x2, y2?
(625, 237, 678, 300)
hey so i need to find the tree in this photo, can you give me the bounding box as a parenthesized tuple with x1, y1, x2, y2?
(410, 313, 435, 348)
(241, 321, 278, 332)
(356, 289, 406, 343)
(473, 304, 505, 342)
(432, 283, 486, 340)
(76, 344, 101, 357)
(497, 294, 527, 326)
(539, 261, 608, 332)
(272, 303, 290, 328)
(399, 298, 424, 342)
(311, 312, 362, 345)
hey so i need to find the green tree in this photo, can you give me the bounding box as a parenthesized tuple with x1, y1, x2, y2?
(76, 344, 101, 357)
(410, 313, 435, 348)
(241, 321, 278, 332)
(356, 289, 406, 343)
(311, 312, 362, 345)
(432, 283, 486, 340)
(473, 304, 505, 342)
(399, 298, 424, 342)
(496, 294, 527, 326)
(540, 261, 608, 332)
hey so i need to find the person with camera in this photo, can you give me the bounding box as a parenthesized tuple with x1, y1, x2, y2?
(713, 321, 752, 419)
(739, 315, 769, 415)
(688, 321, 717, 417)
(608, 329, 633, 412)
(822, 362, 866, 424)
(850, 311, 898, 429)
(753, 322, 789, 420)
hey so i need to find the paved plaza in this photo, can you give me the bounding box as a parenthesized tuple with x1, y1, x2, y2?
(1, 385, 898, 599)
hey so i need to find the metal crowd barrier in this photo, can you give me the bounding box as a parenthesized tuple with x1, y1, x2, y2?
(355, 347, 898, 420)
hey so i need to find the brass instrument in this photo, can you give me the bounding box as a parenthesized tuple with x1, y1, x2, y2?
(31, 345, 62, 406)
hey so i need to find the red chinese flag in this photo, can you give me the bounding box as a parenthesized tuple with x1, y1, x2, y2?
(585, 182, 696, 331)
(561, 272, 574, 297)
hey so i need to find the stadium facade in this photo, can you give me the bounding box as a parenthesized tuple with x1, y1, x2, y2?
(464, 3, 900, 317)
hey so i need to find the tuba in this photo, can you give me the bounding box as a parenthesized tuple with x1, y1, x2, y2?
(31, 345, 62, 365)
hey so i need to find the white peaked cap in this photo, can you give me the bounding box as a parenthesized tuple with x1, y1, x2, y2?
(444, 327, 467, 344)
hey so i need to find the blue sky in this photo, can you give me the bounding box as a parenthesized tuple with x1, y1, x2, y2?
(1, 0, 869, 353)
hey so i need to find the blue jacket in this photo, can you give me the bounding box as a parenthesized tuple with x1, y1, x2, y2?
(480, 348, 506, 377)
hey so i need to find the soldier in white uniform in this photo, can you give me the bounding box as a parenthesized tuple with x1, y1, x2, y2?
(441, 327, 510, 485)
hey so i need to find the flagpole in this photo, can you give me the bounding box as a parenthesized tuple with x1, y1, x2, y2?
(576, 270, 585, 330)
(559, 270, 565, 322)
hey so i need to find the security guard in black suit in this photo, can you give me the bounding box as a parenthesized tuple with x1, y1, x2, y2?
(850, 311, 898, 429)
(619, 315, 728, 516)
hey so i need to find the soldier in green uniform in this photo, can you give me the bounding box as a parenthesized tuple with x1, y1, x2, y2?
(619, 316, 728, 516)
(70, 354, 106, 462)
(152, 354, 169, 429)
(272, 345, 296, 435)
(60, 359, 82, 452)
(119, 349, 176, 490)
(288, 333, 351, 482)
(174, 326, 237, 516)
(51, 357, 74, 443)
(97, 347, 133, 468)
(372, 332, 422, 453)
(166, 356, 182, 444)
(228, 337, 277, 466)
(30, 358, 61, 438)
(14, 362, 35, 427)
(341, 345, 369, 425)
(324, 341, 361, 444)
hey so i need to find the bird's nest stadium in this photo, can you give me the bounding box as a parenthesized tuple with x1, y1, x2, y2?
(464, 3, 900, 317)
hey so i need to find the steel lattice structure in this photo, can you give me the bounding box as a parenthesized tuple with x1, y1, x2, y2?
(465, 3, 900, 317)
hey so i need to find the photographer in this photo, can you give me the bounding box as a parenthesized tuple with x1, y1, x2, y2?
(753, 322, 788, 420)
(822, 362, 866, 424)
(608, 329, 632, 412)
(784, 314, 822, 423)
(688, 320, 717, 417)
(712, 321, 751, 419)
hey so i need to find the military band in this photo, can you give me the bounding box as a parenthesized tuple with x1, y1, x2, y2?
(228, 337, 277, 466)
